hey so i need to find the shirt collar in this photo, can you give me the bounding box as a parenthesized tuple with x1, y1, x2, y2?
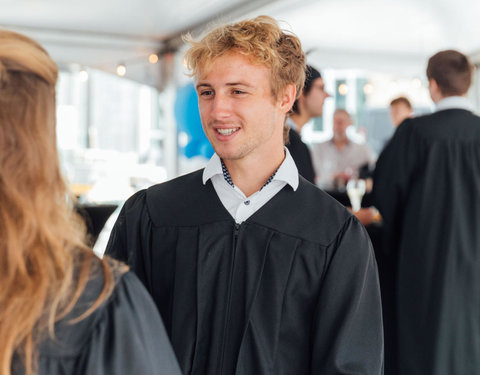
(275, 148, 299, 190)
(435, 96, 474, 113)
(202, 148, 299, 191)
(202, 153, 223, 184)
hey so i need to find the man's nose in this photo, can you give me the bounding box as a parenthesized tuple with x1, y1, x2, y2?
(211, 94, 232, 118)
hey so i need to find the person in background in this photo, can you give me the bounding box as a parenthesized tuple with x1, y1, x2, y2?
(353, 96, 414, 206)
(0, 30, 181, 375)
(354, 96, 414, 224)
(389, 96, 413, 128)
(286, 65, 330, 183)
(312, 108, 376, 190)
(106, 15, 383, 375)
(373, 49, 480, 375)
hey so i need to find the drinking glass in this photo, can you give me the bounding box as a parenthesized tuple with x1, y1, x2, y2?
(346, 178, 366, 212)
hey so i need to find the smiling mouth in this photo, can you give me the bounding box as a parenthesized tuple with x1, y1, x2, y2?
(216, 128, 239, 136)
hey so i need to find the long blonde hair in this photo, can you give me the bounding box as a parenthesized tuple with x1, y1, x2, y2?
(0, 30, 118, 375)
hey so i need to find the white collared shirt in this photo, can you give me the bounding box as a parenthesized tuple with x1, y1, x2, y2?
(435, 96, 474, 113)
(202, 148, 299, 224)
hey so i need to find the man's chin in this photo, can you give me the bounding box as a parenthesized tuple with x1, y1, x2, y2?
(215, 148, 246, 161)
(216, 153, 241, 161)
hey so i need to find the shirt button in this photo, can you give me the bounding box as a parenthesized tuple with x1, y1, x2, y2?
(244, 200, 250, 206)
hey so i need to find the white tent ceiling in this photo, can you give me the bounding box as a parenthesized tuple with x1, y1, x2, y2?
(1, 0, 479, 86)
(260, 0, 480, 76)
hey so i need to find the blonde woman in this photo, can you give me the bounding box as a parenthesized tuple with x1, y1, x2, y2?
(0, 30, 181, 375)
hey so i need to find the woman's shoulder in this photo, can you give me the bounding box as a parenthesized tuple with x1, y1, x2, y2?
(36, 255, 181, 374)
(38, 255, 128, 356)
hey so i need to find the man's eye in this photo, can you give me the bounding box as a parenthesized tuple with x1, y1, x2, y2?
(233, 89, 245, 95)
(200, 90, 214, 97)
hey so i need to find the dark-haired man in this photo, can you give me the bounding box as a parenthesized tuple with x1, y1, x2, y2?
(107, 15, 383, 375)
(286, 65, 330, 183)
(373, 50, 480, 375)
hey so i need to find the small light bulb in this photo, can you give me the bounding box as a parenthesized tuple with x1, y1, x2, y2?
(363, 83, 374, 95)
(116, 64, 126, 77)
(79, 70, 88, 82)
(338, 83, 348, 96)
(149, 54, 159, 64)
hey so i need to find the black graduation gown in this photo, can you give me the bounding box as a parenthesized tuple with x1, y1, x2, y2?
(373, 109, 480, 375)
(286, 128, 316, 184)
(106, 170, 383, 375)
(12, 260, 181, 375)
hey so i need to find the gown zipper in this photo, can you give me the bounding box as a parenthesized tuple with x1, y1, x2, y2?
(219, 222, 241, 374)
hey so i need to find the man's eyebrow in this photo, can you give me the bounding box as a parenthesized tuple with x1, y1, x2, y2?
(226, 82, 253, 88)
(196, 83, 212, 90)
(196, 82, 253, 89)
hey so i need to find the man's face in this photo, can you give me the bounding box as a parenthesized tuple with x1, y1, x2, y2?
(333, 111, 351, 140)
(303, 77, 330, 117)
(390, 103, 412, 127)
(196, 51, 290, 163)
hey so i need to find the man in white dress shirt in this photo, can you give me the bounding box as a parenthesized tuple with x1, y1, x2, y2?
(313, 108, 375, 190)
(106, 15, 383, 375)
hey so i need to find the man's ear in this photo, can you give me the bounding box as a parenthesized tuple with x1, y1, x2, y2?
(429, 78, 442, 102)
(279, 84, 297, 113)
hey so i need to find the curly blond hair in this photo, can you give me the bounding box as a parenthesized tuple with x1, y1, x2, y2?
(184, 15, 306, 101)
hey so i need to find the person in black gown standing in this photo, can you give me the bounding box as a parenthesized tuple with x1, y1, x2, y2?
(286, 65, 330, 183)
(107, 16, 383, 375)
(373, 49, 480, 375)
(0, 30, 181, 375)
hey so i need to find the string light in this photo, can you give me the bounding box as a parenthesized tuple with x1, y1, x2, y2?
(338, 83, 348, 96)
(79, 69, 89, 82)
(149, 53, 159, 64)
(363, 83, 374, 95)
(113, 48, 170, 77)
(116, 63, 126, 77)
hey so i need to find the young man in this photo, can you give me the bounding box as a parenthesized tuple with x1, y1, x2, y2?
(106, 16, 383, 375)
(389, 96, 413, 128)
(286, 65, 330, 183)
(313, 108, 375, 190)
(373, 50, 480, 375)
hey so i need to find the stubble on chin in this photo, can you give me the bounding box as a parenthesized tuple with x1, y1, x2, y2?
(215, 149, 245, 162)
(214, 141, 254, 162)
